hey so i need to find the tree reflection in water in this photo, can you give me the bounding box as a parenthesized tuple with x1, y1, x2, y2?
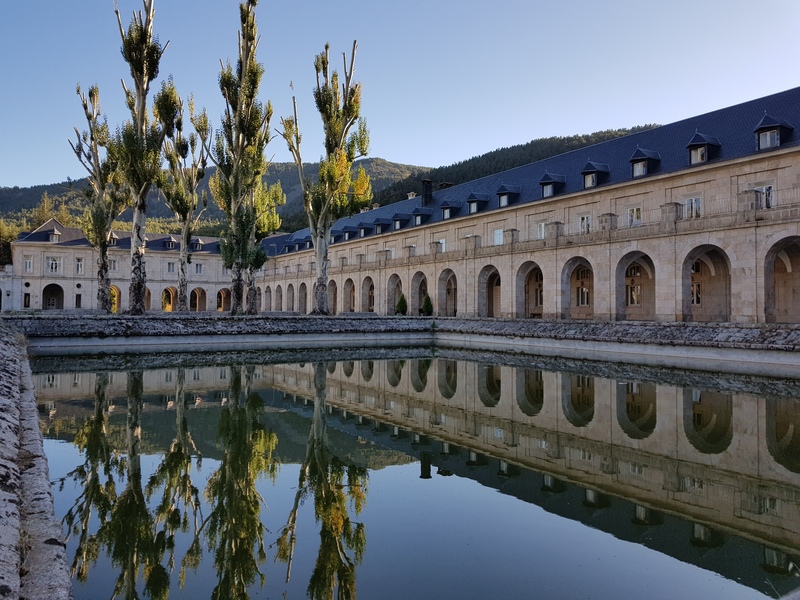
(275, 362, 368, 600)
(201, 365, 278, 600)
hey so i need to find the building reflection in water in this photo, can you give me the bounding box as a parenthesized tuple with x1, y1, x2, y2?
(37, 352, 800, 598)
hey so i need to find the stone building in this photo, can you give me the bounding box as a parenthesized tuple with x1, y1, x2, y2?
(6, 86, 800, 322)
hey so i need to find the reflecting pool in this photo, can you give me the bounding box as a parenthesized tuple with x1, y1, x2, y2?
(36, 351, 800, 599)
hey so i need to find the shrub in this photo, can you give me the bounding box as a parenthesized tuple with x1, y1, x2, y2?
(396, 293, 408, 316)
(421, 294, 433, 316)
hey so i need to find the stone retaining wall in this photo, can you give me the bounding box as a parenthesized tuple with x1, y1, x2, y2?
(0, 324, 71, 600)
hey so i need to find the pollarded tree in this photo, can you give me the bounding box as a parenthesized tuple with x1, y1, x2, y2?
(114, 0, 174, 315)
(70, 85, 131, 313)
(195, 0, 283, 315)
(156, 81, 208, 312)
(280, 41, 372, 315)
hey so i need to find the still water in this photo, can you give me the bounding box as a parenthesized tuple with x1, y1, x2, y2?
(36, 351, 800, 599)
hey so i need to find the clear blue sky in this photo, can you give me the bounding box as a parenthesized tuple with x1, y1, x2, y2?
(1, 0, 799, 188)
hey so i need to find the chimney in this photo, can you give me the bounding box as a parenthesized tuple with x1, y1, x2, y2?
(422, 179, 432, 206)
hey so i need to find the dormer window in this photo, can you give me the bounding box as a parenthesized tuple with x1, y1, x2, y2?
(759, 129, 779, 150)
(629, 148, 660, 178)
(359, 228, 365, 238)
(632, 161, 647, 177)
(539, 173, 565, 198)
(376, 224, 383, 234)
(542, 184, 554, 198)
(344, 231, 350, 241)
(49, 232, 61, 243)
(754, 113, 793, 151)
(306, 241, 311, 249)
(466, 193, 488, 215)
(165, 239, 176, 249)
(394, 220, 402, 230)
(686, 132, 720, 166)
(414, 215, 422, 226)
(581, 161, 609, 189)
(469, 202, 478, 214)
(109, 234, 118, 246)
(443, 207, 451, 220)
(498, 194, 508, 207)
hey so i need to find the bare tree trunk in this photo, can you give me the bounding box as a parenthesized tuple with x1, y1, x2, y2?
(129, 210, 148, 315)
(177, 223, 190, 311)
(230, 261, 245, 315)
(96, 247, 112, 313)
(312, 229, 330, 314)
(245, 267, 258, 315)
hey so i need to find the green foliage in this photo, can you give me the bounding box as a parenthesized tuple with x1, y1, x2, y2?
(421, 294, 433, 316)
(396, 292, 407, 316)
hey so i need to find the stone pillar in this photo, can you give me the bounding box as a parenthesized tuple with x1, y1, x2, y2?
(377, 249, 391, 266)
(356, 253, 365, 266)
(545, 221, 563, 240)
(404, 245, 416, 258)
(430, 241, 442, 255)
(503, 228, 519, 245)
(339, 256, 348, 269)
(660, 202, 681, 233)
(598, 213, 617, 232)
(737, 190, 760, 224)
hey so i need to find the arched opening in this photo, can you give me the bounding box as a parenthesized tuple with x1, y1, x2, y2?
(144, 287, 151, 312)
(287, 283, 295, 312)
(516, 368, 544, 416)
(361, 277, 375, 312)
(410, 358, 431, 392)
(682, 246, 731, 322)
(478, 265, 501, 317)
(190, 287, 207, 311)
(766, 397, 800, 472)
(217, 288, 232, 312)
(438, 269, 457, 317)
(387, 360, 403, 387)
(411, 271, 429, 316)
(299, 282, 308, 314)
(360, 360, 374, 382)
(327, 280, 338, 315)
(478, 363, 501, 407)
(387, 273, 403, 315)
(343, 279, 355, 312)
(42, 283, 64, 310)
(342, 361, 355, 377)
(255, 287, 262, 312)
(275, 285, 283, 311)
(437, 359, 457, 399)
(109, 286, 121, 314)
(562, 258, 594, 320)
(615, 252, 656, 321)
(616, 381, 657, 439)
(161, 287, 177, 312)
(516, 261, 544, 318)
(683, 389, 733, 454)
(562, 373, 594, 427)
(264, 286, 272, 312)
(764, 236, 800, 323)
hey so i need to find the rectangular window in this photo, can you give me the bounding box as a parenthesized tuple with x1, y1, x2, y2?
(375, 224, 383, 234)
(626, 264, 641, 277)
(46, 256, 62, 274)
(109, 259, 117, 272)
(499, 194, 508, 207)
(23, 293, 30, 308)
(442, 207, 451, 220)
(414, 215, 422, 226)
(576, 286, 590, 306)
(690, 146, 707, 165)
(684, 197, 702, 219)
(469, 202, 478, 214)
(192, 369, 201, 381)
(344, 232, 350, 241)
(579, 214, 591, 234)
(632, 160, 647, 177)
(576, 267, 590, 281)
(438, 238, 446, 253)
(359, 229, 365, 238)
(580, 449, 593, 461)
(165, 371, 173, 383)
(75, 257, 84, 275)
(493, 228, 504, 246)
(219, 368, 228, 380)
(625, 284, 641, 306)
(627, 206, 642, 227)
(542, 183, 554, 198)
(195, 263, 203, 275)
(759, 129, 779, 150)
(73, 373, 81, 386)
(691, 282, 701, 305)
(75, 294, 82, 308)
(24, 256, 33, 273)
(629, 462, 644, 475)
(754, 184, 774, 209)
(534, 285, 544, 307)
(536, 221, 547, 240)
(584, 173, 597, 189)
(167, 262, 175, 273)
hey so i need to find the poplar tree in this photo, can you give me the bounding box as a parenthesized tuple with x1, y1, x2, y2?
(70, 85, 130, 313)
(195, 0, 284, 315)
(280, 41, 372, 315)
(156, 82, 208, 312)
(114, 0, 174, 315)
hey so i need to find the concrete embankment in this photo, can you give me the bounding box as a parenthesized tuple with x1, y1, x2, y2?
(0, 324, 71, 600)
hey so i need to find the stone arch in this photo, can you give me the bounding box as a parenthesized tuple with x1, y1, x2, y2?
(766, 397, 800, 473)
(615, 252, 656, 321)
(410, 358, 431, 393)
(275, 285, 283, 311)
(516, 368, 544, 416)
(361, 277, 375, 312)
(477, 363, 501, 407)
(109, 285, 121, 314)
(255, 286, 262, 312)
(437, 359, 457, 399)
(287, 283, 295, 311)
(516, 261, 544, 318)
(477, 264, 502, 318)
(410, 271, 428, 316)
(299, 282, 308, 314)
(764, 236, 800, 323)
(327, 280, 338, 315)
(562, 373, 595, 427)
(161, 287, 178, 312)
(264, 286, 272, 311)
(42, 283, 64, 310)
(681, 245, 731, 322)
(387, 360, 403, 387)
(387, 273, 403, 315)
(190, 287, 207, 311)
(561, 257, 594, 320)
(683, 389, 733, 454)
(438, 269, 457, 317)
(360, 360, 374, 382)
(343, 279, 355, 312)
(342, 361, 355, 377)
(217, 288, 232, 312)
(616, 381, 657, 439)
